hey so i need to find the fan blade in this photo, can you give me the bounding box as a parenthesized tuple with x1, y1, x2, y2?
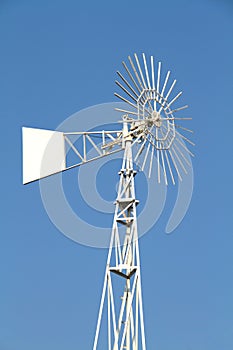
(160, 149, 168, 185)
(159, 70, 170, 104)
(166, 105, 188, 114)
(128, 55, 144, 90)
(175, 137, 194, 157)
(130, 54, 154, 113)
(174, 124, 193, 133)
(156, 61, 161, 111)
(115, 108, 141, 117)
(171, 146, 187, 174)
(117, 71, 139, 98)
(150, 56, 156, 110)
(115, 80, 138, 103)
(157, 148, 161, 183)
(159, 79, 176, 113)
(173, 142, 192, 167)
(134, 53, 147, 89)
(122, 61, 141, 94)
(164, 91, 182, 111)
(168, 149, 182, 181)
(114, 93, 138, 110)
(176, 131, 195, 146)
(142, 53, 151, 89)
(165, 151, 175, 185)
(148, 141, 155, 178)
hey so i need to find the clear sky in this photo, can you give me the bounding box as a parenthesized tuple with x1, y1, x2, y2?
(0, 0, 233, 349)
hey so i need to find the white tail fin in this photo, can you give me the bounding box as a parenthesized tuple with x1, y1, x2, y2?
(22, 127, 66, 184)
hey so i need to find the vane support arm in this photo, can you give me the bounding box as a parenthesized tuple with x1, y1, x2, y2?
(22, 127, 125, 184)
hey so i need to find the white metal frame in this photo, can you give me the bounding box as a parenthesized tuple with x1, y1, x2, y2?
(93, 120, 146, 350)
(22, 53, 193, 350)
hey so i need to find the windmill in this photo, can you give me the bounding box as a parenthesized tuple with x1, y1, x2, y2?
(22, 53, 194, 349)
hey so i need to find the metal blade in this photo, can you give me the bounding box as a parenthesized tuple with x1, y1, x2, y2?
(117, 70, 139, 98)
(158, 79, 176, 113)
(174, 124, 193, 133)
(114, 93, 138, 110)
(168, 148, 182, 181)
(173, 142, 192, 167)
(115, 108, 142, 117)
(115, 80, 138, 103)
(175, 136, 194, 157)
(166, 105, 188, 114)
(151, 56, 156, 110)
(156, 61, 161, 111)
(157, 148, 161, 183)
(122, 61, 141, 93)
(128, 55, 144, 90)
(134, 53, 147, 90)
(142, 53, 151, 89)
(159, 70, 170, 103)
(164, 91, 182, 111)
(148, 141, 155, 178)
(171, 146, 187, 174)
(176, 130, 195, 146)
(160, 149, 168, 185)
(164, 151, 175, 185)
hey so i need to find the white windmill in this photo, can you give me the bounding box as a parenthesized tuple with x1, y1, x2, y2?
(22, 53, 194, 349)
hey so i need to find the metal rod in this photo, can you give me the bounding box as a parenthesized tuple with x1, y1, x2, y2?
(115, 108, 139, 116)
(115, 80, 138, 103)
(176, 131, 195, 146)
(107, 278, 111, 350)
(157, 148, 161, 183)
(156, 61, 161, 110)
(158, 79, 176, 113)
(160, 149, 168, 185)
(151, 56, 156, 110)
(175, 136, 194, 157)
(168, 148, 182, 181)
(128, 55, 144, 90)
(114, 93, 138, 110)
(165, 151, 175, 185)
(120, 274, 138, 349)
(134, 53, 147, 89)
(142, 53, 151, 89)
(117, 70, 139, 98)
(174, 124, 194, 133)
(173, 142, 192, 167)
(159, 70, 170, 103)
(122, 61, 141, 94)
(86, 134, 102, 155)
(166, 104, 188, 114)
(171, 146, 188, 174)
(64, 135, 84, 161)
(148, 140, 155, 178)
(108, 274, 117, 337)
(164, 91, 182, 111)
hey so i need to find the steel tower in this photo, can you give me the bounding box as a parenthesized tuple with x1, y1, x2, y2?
(93, 119, 146, 350)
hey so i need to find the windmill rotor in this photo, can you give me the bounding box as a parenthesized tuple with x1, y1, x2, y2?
(115, 53, 194, 184)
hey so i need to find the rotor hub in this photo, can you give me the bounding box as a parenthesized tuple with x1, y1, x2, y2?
(151, 110, 162, 128)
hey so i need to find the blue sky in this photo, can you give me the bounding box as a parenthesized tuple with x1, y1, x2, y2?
(0, 0, 233, 349)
